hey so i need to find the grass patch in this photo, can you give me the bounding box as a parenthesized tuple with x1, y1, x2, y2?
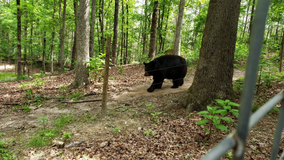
(12, 105, 31, 113)
(0, 139, 17, 159)
(0, 72, 16, 81)
(29, 114, 74, 147)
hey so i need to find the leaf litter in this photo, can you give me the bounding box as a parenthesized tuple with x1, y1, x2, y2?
(0, 64, 283, 159)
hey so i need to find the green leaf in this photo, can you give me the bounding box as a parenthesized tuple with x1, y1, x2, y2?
(215, 99, 225, 107)
(223, 106, 231, 110)
(228, 102, 240, 107)
(197, 111, 209, 115)
(230, 109, 239, 117)
(220, 117, 233, 122)
(215, 124, 228, 131)
(196, 119, 209, 125)
(204, 128, 210, 133)
(215, 109, 227, 115)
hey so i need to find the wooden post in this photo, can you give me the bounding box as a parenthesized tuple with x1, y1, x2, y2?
(101, 37, 111, 118)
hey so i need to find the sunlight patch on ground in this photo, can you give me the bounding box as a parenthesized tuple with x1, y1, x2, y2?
(0, 64, 15, 72)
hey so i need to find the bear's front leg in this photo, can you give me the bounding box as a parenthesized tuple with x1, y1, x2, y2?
(147, 78, 163, 92)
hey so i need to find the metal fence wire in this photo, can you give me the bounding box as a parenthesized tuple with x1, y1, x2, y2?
(200, 0, 284, 160)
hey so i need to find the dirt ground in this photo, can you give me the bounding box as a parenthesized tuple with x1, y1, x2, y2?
(0, 64, 283, 160)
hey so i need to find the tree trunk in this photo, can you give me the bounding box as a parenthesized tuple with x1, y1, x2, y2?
(279, 30, 284, 72)
(161, 6, 170, 52)
(111, 0, 119, 64)
(89, 0, 96, 58)
(248, 0, 255, 41)
(17, 0, 22, 78)
(158, 0, 165, 54)
(242, 0, 251, 39)
(99, 0, 105, 54)
(59, 0, 67, 73)
(42, 32, 46, 73)
(124, 3, 129, 64)
(70, 0, 78, 70)
(173, 0, 185, 56)
(50, 0, 56, 74)
(71, 0, 90, 88)
(142, 0, 148, 55)
(148, 1, 159, 59)
(179, 0, 241, 112)
(120, 0, 124, 64)
(23, 0, 28, 75)
(30, 18, 33, 76)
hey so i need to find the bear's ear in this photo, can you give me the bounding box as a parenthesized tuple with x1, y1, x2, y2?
(143, 62, 147, 65)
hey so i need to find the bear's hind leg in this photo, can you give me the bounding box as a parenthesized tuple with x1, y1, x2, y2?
(171, 78, 183, 88)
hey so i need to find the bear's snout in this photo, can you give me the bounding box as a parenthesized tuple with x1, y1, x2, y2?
(144, 72, 150, 76)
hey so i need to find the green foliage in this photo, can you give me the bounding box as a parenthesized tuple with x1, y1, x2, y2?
(143, 129, 156, 138)
(25, 89, 33, 98)
(30, 114, 74, 147)
(150, 112, 162, 124)
(59, 85, 69, 92)
(38, 116, 49, 129)
(62, 132, 72, 142)
(112, 127, 120, 136)
(70, 91, 84, 101)
(33, 78, 45, 88)
(118, 66, 124, 74)
(234, 40, 249, 62)
(0, 139, 16, 160)
(55, 114, 74, 128)
(16, 75, 29, 80)
(257, 58, 282, 89)
(196, 99, 239, 140)
(87, 54, 106, 80)
(225, 151, 233, 159)
(233, 77, 244, 95)
(12, 105, 31, 113)
(0, 72, 16, 81)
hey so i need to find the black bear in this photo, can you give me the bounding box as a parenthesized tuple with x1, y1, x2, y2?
(143, 55, 187, 92)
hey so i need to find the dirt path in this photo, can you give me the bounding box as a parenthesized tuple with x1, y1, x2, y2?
(113, 69, 245, 101)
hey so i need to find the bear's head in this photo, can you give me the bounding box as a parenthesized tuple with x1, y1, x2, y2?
(143, 61, 155, 76)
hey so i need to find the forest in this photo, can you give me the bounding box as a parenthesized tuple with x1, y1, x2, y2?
(0, 0, 284, 159)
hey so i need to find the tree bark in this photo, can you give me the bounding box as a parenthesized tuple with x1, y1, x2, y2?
(279, 30, 284, 72)
(101, 37, 111, 118)
(179, 0, 241, 112)
(17, 0, 22, 78)
(120, 0, 124, 64)
(42, 31, 46, 73)
(70, 0, 78, 70)
(111, 0, 119, 64)
(99, 0, 105, 54)
(50, 0, 56, 74)
(248, 0, 255, 41)
(124, 3, 129, 64)
(89, 0, 96, 58)
(59, 0, 67, 73)
(142, 0, 148, 55)
(71, 0, 90, 88)
(173, 0, 185, 56)
(23, 0, 28, 75)
(242, 0, 251, 39)
(148, 1, 159, 59)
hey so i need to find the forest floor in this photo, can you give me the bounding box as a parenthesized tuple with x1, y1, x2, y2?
(0, 63, 283, 160)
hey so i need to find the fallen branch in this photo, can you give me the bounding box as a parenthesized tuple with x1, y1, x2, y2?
(61, 99, 102, 103)
(64, 140, 85, 148)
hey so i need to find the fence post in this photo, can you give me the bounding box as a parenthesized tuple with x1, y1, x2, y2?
(233, 0, 271, 159)
(270, 100, 284, 160)
(101, 37, 111, 118)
